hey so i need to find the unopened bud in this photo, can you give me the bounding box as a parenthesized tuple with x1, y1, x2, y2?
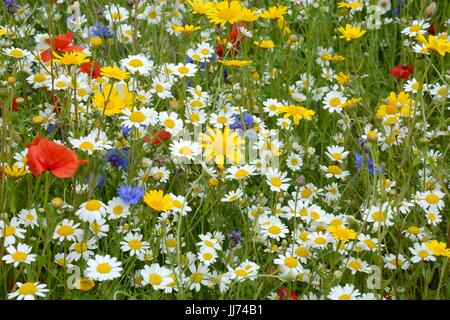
(7, 76, 16, 85)
(208, 177, 219, 187)
(15, 97, 25, 104)
(424, 2, 437, 17)
(51, 197, 64, 208)
(169, 98, 179, 110)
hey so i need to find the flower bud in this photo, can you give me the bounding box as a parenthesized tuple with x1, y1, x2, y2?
(208, 177, 219, 187)
(7, 76, 16, 85)
(51, 197, 64, 208)
(424, 2, 437, 17)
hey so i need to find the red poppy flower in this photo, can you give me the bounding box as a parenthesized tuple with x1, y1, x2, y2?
(389, 64, 414, 80)
(26, 136, 87, 178)
(81, 61, 101, 79)
(231, 22, 246, 45)
(144, 130, 171, 145)
(217, 23, 247, 58)
(428, 23, 438, 35)
(40, 32, 84, 62)
(277, 288, 298, 300)
(11, 96, 21, 112)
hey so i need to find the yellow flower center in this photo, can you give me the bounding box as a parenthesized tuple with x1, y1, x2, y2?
(411, 82, 421, 91)
(79, 141, 95, 150)
(407, 226, 420, 235)
(203, 252, 213, 260)
(338, 294, 352, 300)
(235, 169, 249, 178)
(204, 240, 214, 247)
(74, 242, 88, 253)
(271, 177, 282, 187)
(295, 247, 309, 257)
(96, 263, 112, 274)
(364, 239, 376, 249)
(425, 194, 439, 204)
(33, 73, 46, 82)
(410, 24, 421, 32)
(164, 119, 175, 128)
(91, 222, 101, 233)
(128, 59, 144, 67)
(149, 274, 162, 285)
(284, 257, 298, 268)
(268, 225, 281, 235)
(85, 200, 102, 211)
(310, 211, 320, 220)
(235, 268, 248, 277)
(179, 146, 193, 155)
(4, 226, 15, 237)
(57, 225, 74, 236)
(128, 239, 142, 250)
(155, 84, 164, 93)
(56, 81, 66, 88)
(301, 188, 312, 198)
(328, 165, 342, 174)
(178, 66, 190, 74)
(348, 260, 362, 270)
(166, 238, 177, 247)
(314, 237, 326, 245)
(190, 112, 200, 123)
(113, 206, 123, 215)
(329, 97, 341, 107)
(331, 153, 342, 161)
(19, 282, 37, 295)
(418, 250, 429, 258)
(371, 211, 385, 222)
(190, 272, 204, 283)
(10, 49, 24, 58)
(129, 111, 146, 123)
(367, 130, 378, 141)
(437, 87, 448, 96)
(111, 12, 122, 20)
(191, 100, 203, 108)
(12, 251, 27, 261)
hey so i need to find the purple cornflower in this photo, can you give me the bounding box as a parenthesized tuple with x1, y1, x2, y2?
(228, 229, 242, 248)
(3, 0, 20, 12)
(118, 184, 144, 205)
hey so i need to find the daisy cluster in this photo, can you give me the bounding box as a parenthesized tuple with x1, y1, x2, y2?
(0, 0, 449, 300)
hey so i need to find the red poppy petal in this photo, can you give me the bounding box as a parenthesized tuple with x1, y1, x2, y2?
(40, 49, 51, 62)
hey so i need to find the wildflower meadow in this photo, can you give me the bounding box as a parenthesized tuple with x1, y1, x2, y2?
(0, 0, 449, 301)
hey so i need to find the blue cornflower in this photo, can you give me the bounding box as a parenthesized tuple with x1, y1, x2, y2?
(91, 22, 115, 38)
(121, 125, 131, 136)
(354, 152, 383, 175)
(393, 1, 402, 16)
(47, 123, 57, 135)
(84, 173, 105, 189)
(105, 149, 128, 169)
(118, 184, 145, 205)
(229, 113, 254, 130)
